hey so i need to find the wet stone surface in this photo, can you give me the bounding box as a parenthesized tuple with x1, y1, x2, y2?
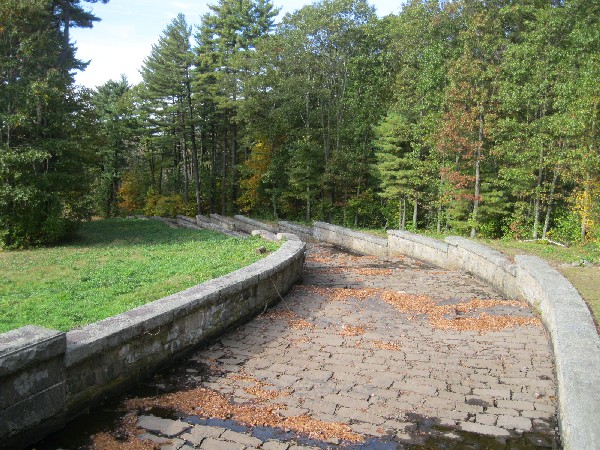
(32, 244, 559, 449)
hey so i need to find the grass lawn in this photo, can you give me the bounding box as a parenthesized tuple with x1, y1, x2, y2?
(0, 218, 279, 333)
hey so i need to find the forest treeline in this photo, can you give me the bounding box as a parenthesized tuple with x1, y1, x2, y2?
(1, 0, 598, 248)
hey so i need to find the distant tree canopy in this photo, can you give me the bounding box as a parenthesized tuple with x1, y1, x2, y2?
(2, 0, 599, 247)
(0, 0, 109, 248)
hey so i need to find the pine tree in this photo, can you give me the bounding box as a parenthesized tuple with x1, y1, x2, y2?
(0, 0, 102, 248)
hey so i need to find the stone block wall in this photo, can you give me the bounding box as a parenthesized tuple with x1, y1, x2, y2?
(233, 215, 278, 235)
(277, 221, 316, 243)
(313, 222, 388, 257)
(388, 230, 450, 268)
(0, 240, 305, 449)
(516, 256, 600, 449)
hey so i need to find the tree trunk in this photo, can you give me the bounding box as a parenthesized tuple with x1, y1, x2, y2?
(186, 80, 202, 215)
(471, 112, 483, 239)
(181, 135, 189, 203)
(231, 121, 237, 213)
(59, 0, 71, 67)
(533, 149, 544, 239)
(210, 123, 216, 214)
(221, 133, 227, 215)
(306, 185, 311, 222)
(581, 173, 591, 242)
(542, 168, 559, 240)
(401, 195, 407, 230)
(412, 199, 418, 230)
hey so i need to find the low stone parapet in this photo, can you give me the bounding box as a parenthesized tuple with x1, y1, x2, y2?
(234, 215, 279, 234)
(388, 230, 449, 267)
(309, 222, 599, 448)
(278, 221, 316, 242)
(516, 256, 600, 449)
(0, 239, 305, 449)
(313, 222, 388, 257)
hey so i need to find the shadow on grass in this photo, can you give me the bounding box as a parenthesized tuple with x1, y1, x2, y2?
(70, 218, 231, 249)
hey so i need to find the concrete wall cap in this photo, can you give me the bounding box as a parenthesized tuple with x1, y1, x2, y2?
(446, 236, 515, 271)
(314, 222, 388, 247)
(388, 230, 448, 252)
(234, 215, 278, 234)
(0, 326, 66, 376)
(515, 254, 600, 449)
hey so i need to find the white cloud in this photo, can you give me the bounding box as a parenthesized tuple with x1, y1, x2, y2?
(72, 0, 405, 89)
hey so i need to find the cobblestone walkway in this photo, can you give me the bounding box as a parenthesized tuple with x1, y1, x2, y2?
(37, 244, 559, 449)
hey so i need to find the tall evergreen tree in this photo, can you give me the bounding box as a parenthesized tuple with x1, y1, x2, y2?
(0, 0, 102, 248)
(196, 0, 279, 214)
(140, 14, 202, 213)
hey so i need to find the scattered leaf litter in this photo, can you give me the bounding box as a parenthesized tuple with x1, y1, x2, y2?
(307, 267, 393, 276)
(373, 340, 402, 350)
(297, 285, 381, 302)
(124, 387, 364, 443)
(90, 414, 159, 450)
(339, 324, 368, 336)
(290, 318, 316, 330)
(382, 291, 541, 332)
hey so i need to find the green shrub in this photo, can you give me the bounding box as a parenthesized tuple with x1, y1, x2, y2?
(144, 190, 197, 218)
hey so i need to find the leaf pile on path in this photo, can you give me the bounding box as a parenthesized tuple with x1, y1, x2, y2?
(382, 292, 541, 332)
(298, 285, 381, 302)
(374, 340, 402, 350)
(91, 414, 159, 450)
(124, 387, 364, 443)
(339, 324, 368, 336)
(258, 308, 315, 329)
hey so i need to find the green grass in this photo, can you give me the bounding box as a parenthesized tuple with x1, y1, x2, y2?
(0, 218, 279, 333)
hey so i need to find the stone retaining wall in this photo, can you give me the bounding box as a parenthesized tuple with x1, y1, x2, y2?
(0, 240, 305, 450)
(233, 215, 278, 235)
(277, 221, 316, 243)
(313, 222, 388, 256)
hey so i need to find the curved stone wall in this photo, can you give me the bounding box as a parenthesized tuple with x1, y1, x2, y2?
(311, 222, 598, 449)
(0, 239, 305, 450)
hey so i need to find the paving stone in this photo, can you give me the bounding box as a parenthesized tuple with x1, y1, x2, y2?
(458, 421, 512, 437)
(161, 438, 186, 450)
(496, 399, 535, 411)
(475, 414, 498, 426)
(262, 441, 290, 450)
(335, 406, 386, 425)
(350, 422, 387, 436)
(180, 425, 226, 444)
(472, 387, 512, 399)
(302, 369, 333, 382)
(423, 397, 456, 410)
(323, 393, 369, 409)
(220, 430, 262, 447)
(137, 416, 191, 438)
(497, 415, 533, 431)
(200, 437, 244, 450)
(393, 380, 438, 396)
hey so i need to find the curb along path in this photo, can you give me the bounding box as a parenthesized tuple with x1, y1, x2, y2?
(35, 244, 559, 449)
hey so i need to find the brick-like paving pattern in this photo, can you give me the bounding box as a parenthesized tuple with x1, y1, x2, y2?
(36, 244, 560, 449)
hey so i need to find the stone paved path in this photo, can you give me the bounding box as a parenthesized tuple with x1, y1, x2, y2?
(35, 244, 559, 449)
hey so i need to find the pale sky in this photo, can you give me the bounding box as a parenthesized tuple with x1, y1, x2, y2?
(71, 0, 403, 89)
